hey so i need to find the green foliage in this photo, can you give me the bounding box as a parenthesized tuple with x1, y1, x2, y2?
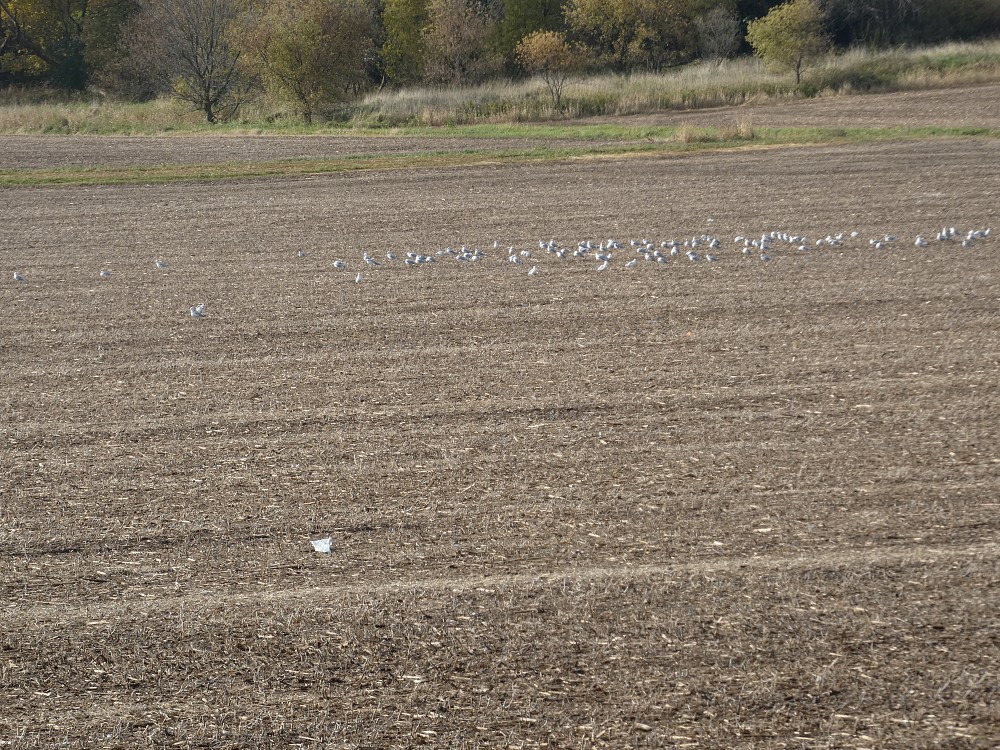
(745, 0, 829, 83)
(381, 0, 428, 85)
(244, 0, 374, 123)
(0, 0, 136, 89)
(82, 1, 141, 92)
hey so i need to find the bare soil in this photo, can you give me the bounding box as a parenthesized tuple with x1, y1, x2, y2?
(1, 134, 575, 171)
(1, 111, 999, 748)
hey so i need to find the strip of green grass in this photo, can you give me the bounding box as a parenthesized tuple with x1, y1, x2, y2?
(1, 127, 996, 187)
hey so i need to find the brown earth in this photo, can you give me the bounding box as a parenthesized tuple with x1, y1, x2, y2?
(1, 114, 999, 748)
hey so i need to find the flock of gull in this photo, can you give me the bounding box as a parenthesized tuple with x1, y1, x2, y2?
(7, 225, 992, 318)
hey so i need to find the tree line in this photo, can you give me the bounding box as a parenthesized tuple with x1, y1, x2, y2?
(2, 0, 999, 122)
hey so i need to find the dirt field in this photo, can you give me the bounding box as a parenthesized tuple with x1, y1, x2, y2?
(1, 98, 999, 747)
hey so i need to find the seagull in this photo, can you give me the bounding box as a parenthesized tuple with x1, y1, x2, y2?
(190, 303, 206, 318)
(624, 258, 638, 269)
(386, 250, 397, 261)
(527, 265, 539, 276)
(155, 259, 169, 270)
(333, 259, 347, 270)
(296, 250, 306, 258)
(596, 260, 609, 271)
(13, 270, 26, 282)
(364, 254, 381, 267)
(355, 272, 363, 283)
(760, 253, 771, 262)
(99, 270, 112, 278)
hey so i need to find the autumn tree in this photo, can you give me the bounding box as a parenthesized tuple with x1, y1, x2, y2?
(564, 0, 694, 73)
(497, 0, 562, 61)
(129, 0, 249, 122)
(516, 30, 575, 106)
(746, 0, 830, 83)
(244, 0, 374, 123)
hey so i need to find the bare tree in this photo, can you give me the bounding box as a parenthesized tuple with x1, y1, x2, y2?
(422, 0, 498, 85)
(130, 0, 249, 123)
(695, 6, 741, 65)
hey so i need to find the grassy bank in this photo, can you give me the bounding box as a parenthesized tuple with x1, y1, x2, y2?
(1, 39, 999, 134)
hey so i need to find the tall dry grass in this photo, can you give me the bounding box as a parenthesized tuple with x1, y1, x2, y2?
(1, 38, 999, 133)
(354, 39, 1000, 126)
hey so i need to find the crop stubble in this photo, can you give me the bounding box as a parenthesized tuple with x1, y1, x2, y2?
(1, 129, 999, 748)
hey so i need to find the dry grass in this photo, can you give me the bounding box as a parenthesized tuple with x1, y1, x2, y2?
(1, 39, 1000, 133)
(354, 39, 1000, 126)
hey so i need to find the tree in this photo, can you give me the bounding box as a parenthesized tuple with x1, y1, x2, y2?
(745, 0, 830, 84)
(497, 0, 562, 61)
(695, 5, 740, 63)
(244, 0, 375, 123)
(381, 0, 428, 85)
(564, 0, 694, 73)
(516, 30, 575, 106)
(129, 0, 249, 122)
(422, 0, 498, 85)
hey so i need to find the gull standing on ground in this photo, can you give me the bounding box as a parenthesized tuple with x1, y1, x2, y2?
(99, 270, 112, 278)
(190, 303, 206, 318)
(155, 259, 169, 270)
(13, 270, 26, 282)
(355, 272, 363, 283)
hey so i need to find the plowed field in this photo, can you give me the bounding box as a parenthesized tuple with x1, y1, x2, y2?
(2, 90, 999, 748)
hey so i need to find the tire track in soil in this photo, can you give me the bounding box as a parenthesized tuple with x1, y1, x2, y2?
(6, 540, 997, 622)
